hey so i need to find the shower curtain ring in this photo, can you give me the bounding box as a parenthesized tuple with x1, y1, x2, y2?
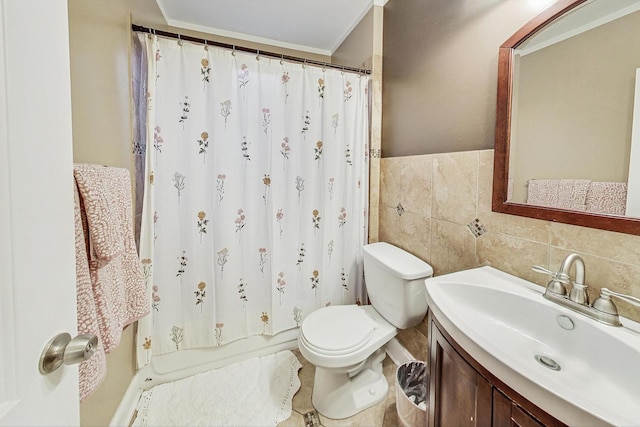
(204, 39, 208, 51)
(280, 54, 284, 65)
(256, 50, 260, 61)
(177, 34, 183, 46)
(302, 59, 306, 69)
(232, 45, 236, 56)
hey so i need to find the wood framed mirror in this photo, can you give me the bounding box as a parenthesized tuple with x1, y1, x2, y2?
(492, 0, 640, 236)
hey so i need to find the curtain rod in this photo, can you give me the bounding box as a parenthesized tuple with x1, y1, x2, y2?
(132, 24, 371, 75)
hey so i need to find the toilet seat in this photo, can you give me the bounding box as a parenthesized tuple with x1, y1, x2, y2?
(300, 305, 375, 355)
(298, 304, 396, 370)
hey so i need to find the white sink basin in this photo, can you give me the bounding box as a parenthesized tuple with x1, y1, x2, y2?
(425, 266, 640, 427)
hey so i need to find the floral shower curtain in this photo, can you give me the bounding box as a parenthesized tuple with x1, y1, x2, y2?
(134, 33, 370, 365)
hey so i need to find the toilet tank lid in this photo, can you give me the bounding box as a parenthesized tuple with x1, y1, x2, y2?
(363, 242, 433, 280)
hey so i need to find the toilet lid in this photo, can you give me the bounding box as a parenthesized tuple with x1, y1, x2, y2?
(301, 305, 375, 354)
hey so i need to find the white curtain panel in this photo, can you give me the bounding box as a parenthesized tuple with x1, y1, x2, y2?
(136, 34, 370, 364)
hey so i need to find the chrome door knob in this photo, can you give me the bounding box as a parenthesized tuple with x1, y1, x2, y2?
(39, 332, 98, 374)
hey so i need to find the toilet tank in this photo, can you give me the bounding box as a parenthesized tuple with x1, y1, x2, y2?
(363, 242, 433, 329)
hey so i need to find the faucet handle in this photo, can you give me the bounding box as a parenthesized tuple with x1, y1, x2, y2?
(593, 288, 640, 318)
(532, 265, 555, 276)
(532, 265, 570, 295)
(597, 288, 640, 308)
(531, 265, 570, 283)
(592, 292, 619, 315)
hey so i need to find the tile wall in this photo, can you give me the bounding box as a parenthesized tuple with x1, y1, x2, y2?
(379, 149, 640, 361)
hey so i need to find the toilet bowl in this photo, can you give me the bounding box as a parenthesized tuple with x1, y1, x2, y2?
(297, 242, 433, 420)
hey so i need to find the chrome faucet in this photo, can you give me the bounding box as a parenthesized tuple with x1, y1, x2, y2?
(558, 253, 589, 305)
(532, 253, 588, 304)
(532, 253, 640, 327)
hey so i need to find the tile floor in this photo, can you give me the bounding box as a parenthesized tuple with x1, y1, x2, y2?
(279, 349, 400, 427)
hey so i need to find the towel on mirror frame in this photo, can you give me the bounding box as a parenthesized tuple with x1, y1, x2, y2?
(527, 179, 627, 216)
(526, 179, 591, 211)
(585, 181, 627, 216)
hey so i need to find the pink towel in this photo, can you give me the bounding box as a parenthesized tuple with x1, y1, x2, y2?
(74, 183, 107, 402)
(74, 164, 149, 400)
(527, 179, 590, 211)
(585, 182, 627, 216)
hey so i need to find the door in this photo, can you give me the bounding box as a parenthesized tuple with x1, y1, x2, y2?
(0, 0, 79, 425)
(429, 323, 493, 427)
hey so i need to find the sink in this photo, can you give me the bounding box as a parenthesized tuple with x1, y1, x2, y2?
(425, 266, 640, 426)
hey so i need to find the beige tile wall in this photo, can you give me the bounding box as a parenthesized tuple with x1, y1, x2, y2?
(379, 149, 640, 361)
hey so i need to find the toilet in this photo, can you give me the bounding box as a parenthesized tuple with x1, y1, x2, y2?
(297, 242, 433, 419)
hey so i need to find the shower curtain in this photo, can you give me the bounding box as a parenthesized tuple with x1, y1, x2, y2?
(133, 33, 370, 365)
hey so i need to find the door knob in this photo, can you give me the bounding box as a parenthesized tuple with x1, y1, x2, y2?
(39, 332, 98, 374)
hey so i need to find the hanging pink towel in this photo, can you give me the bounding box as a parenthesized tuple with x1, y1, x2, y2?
(74, 183, 107, 402)
(73, 164, 149, 400)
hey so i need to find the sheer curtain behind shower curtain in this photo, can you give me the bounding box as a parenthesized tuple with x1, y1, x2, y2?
(133, 33, 370, 366)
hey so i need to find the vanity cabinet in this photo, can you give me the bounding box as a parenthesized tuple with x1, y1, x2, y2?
(428, 314, 566, 427)
(493, 389, 543, 427)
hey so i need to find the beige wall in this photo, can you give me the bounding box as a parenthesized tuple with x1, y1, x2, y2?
(68, 1, 136, 426)
(509, 10, 640, 203)
(380, 150, 640, 361)
(382, 0, 557, 157)
(69, 0, 133, 169)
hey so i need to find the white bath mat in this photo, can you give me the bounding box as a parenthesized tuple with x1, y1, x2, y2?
(132, 350, 302, 427)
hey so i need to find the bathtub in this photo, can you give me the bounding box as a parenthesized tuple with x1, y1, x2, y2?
(109, 328, 299, 426)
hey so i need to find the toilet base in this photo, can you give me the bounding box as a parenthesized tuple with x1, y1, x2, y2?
(311, 347, 388, 420)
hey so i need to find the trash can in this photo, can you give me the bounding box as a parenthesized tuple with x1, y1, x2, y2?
(396, 360, 428, 427)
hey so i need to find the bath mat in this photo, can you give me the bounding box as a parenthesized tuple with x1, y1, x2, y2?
(132, 350, 302, 427)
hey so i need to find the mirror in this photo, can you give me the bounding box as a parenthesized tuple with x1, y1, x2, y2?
(493, 0, 640, 235)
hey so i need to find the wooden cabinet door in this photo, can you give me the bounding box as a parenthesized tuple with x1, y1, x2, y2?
(429, 324, 492, 427)
(493, 389, 544, 427)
